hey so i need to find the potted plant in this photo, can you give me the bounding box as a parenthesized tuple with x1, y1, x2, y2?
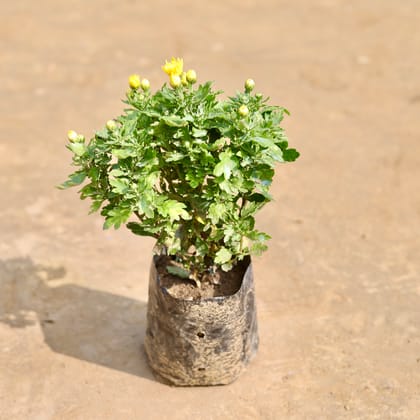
(60, 57, 299, 386)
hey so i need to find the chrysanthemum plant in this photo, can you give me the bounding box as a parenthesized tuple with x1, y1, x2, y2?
(60, 58, 299, 285)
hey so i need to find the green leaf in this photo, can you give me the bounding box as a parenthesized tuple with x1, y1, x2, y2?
(214, 247, 232, 265)
(239, 216, 255, 231)
(267, 147, 284, 162)
(248, 193, 266, 203)
(88, 167, 100, 182)
(109, 169, 125, 177)
(166, 265, 190, 279)
(109, 178, 130, 194)
(283, 148, 300, 162)
(68, 142, 86, 156)
(208, 203, 225, 224)
(185, 171, 201, 188)
(58, 171, 86, 189)
(161, 116, 188, 127)
(192, 127, 207, 138)
(252, 167, 274, 185)
(112, 149, 135, 159)
(213, 151, 237, 179)
(126, 222, 159, 237)
(95, 128, 110, 140)
(218, 179, 239, 195)
(137, 196, 154, 218)
(166, 152, 186, 162)
(223, 225, 241, 242)
(248, 231, 271, 242)
(253, 136, 276, 148)
(103, 207, 131, 229)
(89, 200, 103, 214)
(160, 200, 191, 222)
(276, 140, 289, 150)
(250, 242, 268, 255)
(79, 183, 97, 199)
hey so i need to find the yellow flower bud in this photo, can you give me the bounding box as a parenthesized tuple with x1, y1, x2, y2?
(67, 130, 78, 142)
(141, 78, 150, 91)
(181, 72, 188, 86)
(128, 74, 141, 89)
(106, 120, 117, 131)
(238, 105, 249, 117)
(186, 69, 197, 84)
(169, 74, 181, 88)
(245, 78, 255, 92)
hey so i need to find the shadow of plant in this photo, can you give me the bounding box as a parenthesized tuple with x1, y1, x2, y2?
(0, 257, 153, 379)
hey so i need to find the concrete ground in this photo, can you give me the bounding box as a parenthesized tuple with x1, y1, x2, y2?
(1, 0, 420, 418)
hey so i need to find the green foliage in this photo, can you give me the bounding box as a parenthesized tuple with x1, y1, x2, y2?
(166, 265, 190, 279)
(60, 68, 299, 280)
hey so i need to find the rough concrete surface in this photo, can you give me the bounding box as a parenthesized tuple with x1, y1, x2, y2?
(1, 0, 419, 418)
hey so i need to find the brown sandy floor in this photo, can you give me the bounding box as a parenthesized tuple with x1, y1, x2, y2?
(1, 0, 420, 418)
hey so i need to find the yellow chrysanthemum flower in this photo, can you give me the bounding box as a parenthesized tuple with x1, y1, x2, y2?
(162, 57, 184, 77)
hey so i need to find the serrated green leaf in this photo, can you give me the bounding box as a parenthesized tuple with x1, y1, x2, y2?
(213, 151, 237, 179)
(208, 203, 225, 224)
(218, 179, 239, 195)
(79, 183, 97, 199)
(137, 196, 154, 218)
(160, 200, 191, 222)
(89, 200, 103, 214)
(58, 171, 86, 189)
(109, 178, 130, 194)
(95, 128, 109, 140)
(103, 207, 131, 229)
(214, 247, 232, 265)
(250, 242, 268, 256)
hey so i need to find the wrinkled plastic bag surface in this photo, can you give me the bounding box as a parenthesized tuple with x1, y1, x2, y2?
(144, 256, 259, 386)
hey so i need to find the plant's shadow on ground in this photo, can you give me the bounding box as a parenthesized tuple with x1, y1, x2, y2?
(0, 257, 153, 380)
